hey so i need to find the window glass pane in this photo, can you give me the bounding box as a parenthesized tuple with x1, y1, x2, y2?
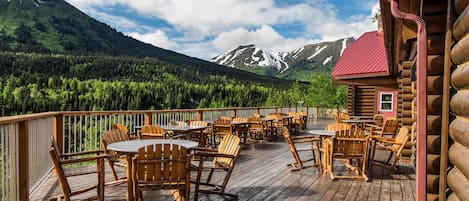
(381, 103, 392, 110)
(382, 94, 393, 101)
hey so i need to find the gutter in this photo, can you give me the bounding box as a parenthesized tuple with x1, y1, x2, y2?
(388, 0, 427, 200)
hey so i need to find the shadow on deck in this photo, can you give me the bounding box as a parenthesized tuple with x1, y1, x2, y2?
(31, 120, 415, 201)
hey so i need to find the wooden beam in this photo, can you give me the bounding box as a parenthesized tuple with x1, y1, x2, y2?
(53, 114, 64, 153)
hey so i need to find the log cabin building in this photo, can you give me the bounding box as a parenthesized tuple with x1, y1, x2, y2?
(332, 0, 469, 201)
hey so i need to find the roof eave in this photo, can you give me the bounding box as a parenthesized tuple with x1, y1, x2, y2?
(332, 71, 390, 80)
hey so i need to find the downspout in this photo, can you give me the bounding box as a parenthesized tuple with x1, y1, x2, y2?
(388, 0, 427, 201)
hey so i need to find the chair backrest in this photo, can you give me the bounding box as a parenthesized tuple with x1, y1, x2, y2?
(218, 116, 232, 121)
(214, 135, 241, 167)
(248, 117, 263, 129)
(373, 114, 384, 127)
(250, 114, 261, 118)
(189, 120, 208, 127)
(392, 127, 409, 152)
(141, 125, 166, 139)
(102, 129, 129, 149)
(49, 139, 72, 193)
(112, 123, 129, 133)
(326, 123, 351, 131)
(133, 144, 190, 188)
(332, 129, 367, 156)
(281, 128, 300, 161)
(232, 117, 247, 123)
(213, 119, 232, 135)
(382, 117, 399, 133)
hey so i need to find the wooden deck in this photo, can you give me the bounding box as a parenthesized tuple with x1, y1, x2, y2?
(31, 120, 415, 201)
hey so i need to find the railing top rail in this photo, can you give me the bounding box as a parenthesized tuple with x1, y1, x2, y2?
(0, 106, 286, 124)
(0, 112, 61, 125)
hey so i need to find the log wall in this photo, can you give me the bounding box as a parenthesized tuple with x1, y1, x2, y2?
(347, 86, 377, 116)
(448, 1, 469, 201)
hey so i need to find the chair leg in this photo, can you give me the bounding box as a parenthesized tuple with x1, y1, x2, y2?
(206, 168, 215, 184)
(98, 159, 105, 201)
(107, 159, 119, 181)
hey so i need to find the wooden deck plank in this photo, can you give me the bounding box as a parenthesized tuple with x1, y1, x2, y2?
(30, 120, 416, 201)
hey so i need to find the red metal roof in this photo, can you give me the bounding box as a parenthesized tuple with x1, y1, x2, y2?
(331, 31, 389, 79)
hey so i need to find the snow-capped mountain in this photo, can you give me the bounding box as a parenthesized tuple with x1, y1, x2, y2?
(211, 37, 355, 81)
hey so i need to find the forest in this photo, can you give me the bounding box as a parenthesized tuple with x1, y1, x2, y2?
(0, 52, 346, 116)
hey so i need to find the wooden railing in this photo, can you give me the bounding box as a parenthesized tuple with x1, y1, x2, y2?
(0, 106, 340, 201)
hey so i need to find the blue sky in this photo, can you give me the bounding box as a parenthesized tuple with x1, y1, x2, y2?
(66, 0, 379, 60)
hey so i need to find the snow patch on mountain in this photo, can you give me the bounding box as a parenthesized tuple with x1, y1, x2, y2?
(323, 56, 333, 65)
(340, 38, 348, 56)
(308, 45, 327, 60)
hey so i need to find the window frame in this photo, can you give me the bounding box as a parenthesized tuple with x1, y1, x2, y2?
(379, 92, 394, 112)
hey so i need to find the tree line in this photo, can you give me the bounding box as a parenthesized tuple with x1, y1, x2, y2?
(0, 52, 346, 116)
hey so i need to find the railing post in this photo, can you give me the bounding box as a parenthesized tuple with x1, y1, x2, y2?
(315, 106, 319, 120)
(54, 114, 64, 153)
(18, 120, 29, 201)
(275, 107, 278, 113)
(145, 112, 152, 125)
(197, 111, 203, 121)
(306, 107, 309, 121)
(256, 108, 260, 115)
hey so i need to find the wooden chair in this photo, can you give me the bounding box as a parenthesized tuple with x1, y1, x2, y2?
(218, 116, 232, 121)
(189, 120, 209, 146)
(49, 137, 106, 201)
(282, 128, 322, 171)
(372, 114, 384, 127)
(248, 116, 267, 142)
(112, 123, 137, 139)
(369, 127, 409, 170)
(337, 112, 350, 123)
(212, 119, 233, 147)
(288, 113, 305, 134)
(368, 117, 399, 137)
(101, 129, 129, 182)
(232, 117, 248, 143)
(140, 125, 167, 139)
(132, 144, 191, 201)
(192, 135, 241, 200)
(326, 129, 369, 180)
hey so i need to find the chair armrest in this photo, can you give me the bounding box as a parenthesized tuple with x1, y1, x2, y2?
(193, 147, 218, 152)
(195, 151, 236, 159)
(60, 154, 108, 165)
(293, 138, 321, 143)
(292, 135, 320, 139)
(366, 124, 381, 129)
(60, 150, 104, 158)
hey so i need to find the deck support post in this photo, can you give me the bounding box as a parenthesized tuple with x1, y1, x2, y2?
(18, 120, 29, 201)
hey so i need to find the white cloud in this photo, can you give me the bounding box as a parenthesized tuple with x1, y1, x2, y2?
(213, 25, 317, 53)
(127, 30, 178, 50)
(65, 0, 380, 59)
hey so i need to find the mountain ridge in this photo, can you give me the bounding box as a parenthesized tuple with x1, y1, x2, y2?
(211, 37, 355, 81)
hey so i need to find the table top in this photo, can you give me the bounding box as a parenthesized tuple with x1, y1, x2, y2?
(342, 119, 377, 123)
(349, 115, 374, 119)
(136, 125, 208, 131)
(305, 130, 335, 137)
(107, 139, 198, 153)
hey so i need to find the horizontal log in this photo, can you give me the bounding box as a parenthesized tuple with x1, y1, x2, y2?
(401, 148, 413, 157)
(427, 95, 442, 115)
(402, 110, 413, 118)
(449, 118, 469, 148)
(402, 94, 414, 101)
(451, 62, 469, 90)
(401, 61, 413, 70)
(454, 5, 469, 40)
(401, 117, 415, 125)
(451, 34, 469, 65)
(448, 192, 461, 201)
(427, 55, 444, 75)
(427, 174, 440, 194)
(402, 77, 412, 86)
(401, 70, 411, 77)
(449, 142, 469, 179)
(428, 115, 442, 134)
(401, 86, 413, 94)
(448, 167, 469, 201)
(428, 34, 445, 54)
(455, 0, 469, 15)
(450, 91, 469, 117)
(403, 102, 412, 110)
(427, 135, 441, 154)
(427, 154, 440, 174)
(427, 76, 443, 95)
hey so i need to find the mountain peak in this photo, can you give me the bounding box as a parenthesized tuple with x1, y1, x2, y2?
(211, 37, 355, 81)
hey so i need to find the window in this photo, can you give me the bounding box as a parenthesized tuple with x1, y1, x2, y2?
(379, 93, 393, 112)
